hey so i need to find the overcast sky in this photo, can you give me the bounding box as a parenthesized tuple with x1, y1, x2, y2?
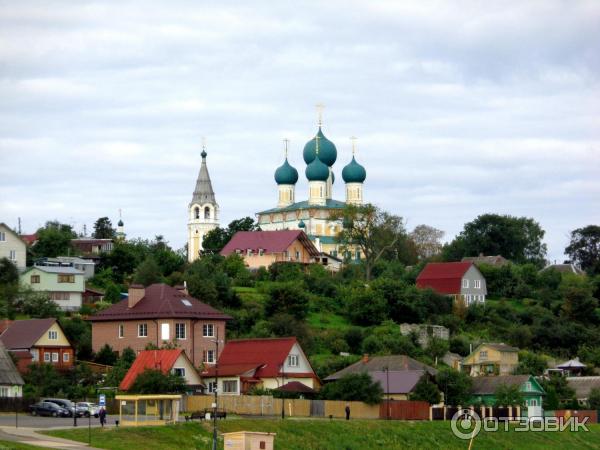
(1, 1, 599, 262)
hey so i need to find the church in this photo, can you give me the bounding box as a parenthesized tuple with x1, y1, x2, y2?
(256, 115, 367, 259)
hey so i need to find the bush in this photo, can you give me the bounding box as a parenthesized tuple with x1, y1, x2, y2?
(409, 376, 441, 404)
(320, 373, 383, 405)
(265, 282, 309, 320)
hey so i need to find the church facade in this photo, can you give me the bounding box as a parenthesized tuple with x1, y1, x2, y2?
(187, 147, 219, 262)
(256, 119, 366, 259)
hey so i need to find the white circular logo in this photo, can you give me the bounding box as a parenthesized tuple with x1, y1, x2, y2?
(451, 409, 482, 440)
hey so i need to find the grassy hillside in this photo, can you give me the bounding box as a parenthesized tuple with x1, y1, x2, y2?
(46, 419, 600, 450)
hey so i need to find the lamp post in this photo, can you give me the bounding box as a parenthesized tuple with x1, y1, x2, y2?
(211, 327, 220, 450)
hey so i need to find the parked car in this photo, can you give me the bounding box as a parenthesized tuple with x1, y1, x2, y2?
(29, 401, 70, 417)
(42, 398, 85, 417)
(76, 402, 100, 418)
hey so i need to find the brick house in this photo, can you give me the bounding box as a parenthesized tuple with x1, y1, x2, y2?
(88, 284, 231, 368)
(0, 318, 75, 373)
(416, 262, 487, 305)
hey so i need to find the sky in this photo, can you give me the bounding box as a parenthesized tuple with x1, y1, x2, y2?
(1, 0, 599, 262)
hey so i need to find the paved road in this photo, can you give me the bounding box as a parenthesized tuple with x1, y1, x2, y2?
(0, 414, 108, 429)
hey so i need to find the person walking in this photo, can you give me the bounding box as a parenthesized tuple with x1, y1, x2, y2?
(345, 404, 350, 421)
(99, 407, 107, 427)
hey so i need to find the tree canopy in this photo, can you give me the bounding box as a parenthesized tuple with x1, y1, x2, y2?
(32, 221, 77, 258)
(443, 214, 547, 266)
(319, 373, 383, 405)
(566, 225, 600, 275)
(93, 217, 116, 239)
(128, 369, 186, 394)
(202, 217, 259, 254)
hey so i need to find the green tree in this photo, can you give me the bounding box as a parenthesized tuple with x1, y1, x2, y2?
(494, 383, 524, 406)
(92, 217, 116, 239)
(0, 257, 19, 284)
(264, 282, 309, 320)
(0, 258, 20, 319)
(541, 374, 575, 409)
(588, 387, 600, 409)
(320, 373, 383, 405)
(443, 214, 547, 266)
(346, 287, 387, 326)
(20, 288, 62, 318)
(410, 224, 445, 260)
(202, 217, 259, 254)
(128, 369, 186, 394)
(23, 363, 69, 398)
(409, 376, 441, 404)
(104, 347, 137, 388)
(435, 367, 472, 406)
(566, 225, 600, 275)
(561, 285, 598, 324)
(60, 317, 93, 360)
(103, 282, 122, 303)
(133, 256, 163, 286)
(514, 351, 547, 375)
(426, 336, 449, 360)
(95, 344, 117, 366)
(334, 204, 407, 281)
(32, 221, 77, 258)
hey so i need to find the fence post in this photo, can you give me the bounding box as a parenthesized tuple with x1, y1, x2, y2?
(443, 406, 447, 421)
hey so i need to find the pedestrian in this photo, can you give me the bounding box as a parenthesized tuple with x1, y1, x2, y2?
(99, 407, 107, 427)
(345, 404, 350, 421)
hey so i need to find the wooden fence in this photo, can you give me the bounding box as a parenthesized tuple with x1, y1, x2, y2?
(555, 410, 599, 424)
(380, 400, 430, 420)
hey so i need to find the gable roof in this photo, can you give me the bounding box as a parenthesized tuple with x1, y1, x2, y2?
(276, 381, 316, 394)
(119, 349, 188, 390)
(19, 234, 37, 245)
(566, 376, 600, 399)
(541, 263, 585, 275)
(483, 343, 519, 353)
(324, 355, 437, 381)
(221, 230, 320, 257)
(557, 358, 587, 369)
(0, 318, 62, 350)
(369, 370, 426, 394)
(461, 255, 509, 267)
(203, 337, 316, 379)
(0, 341, 24, 386)
(470, 375, 544, 395)
(0, 223, 26, 245)
(416, 262, 474, 294)
(88, 284, 231, 321)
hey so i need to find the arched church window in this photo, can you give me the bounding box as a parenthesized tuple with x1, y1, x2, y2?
(204, 207, 211, 219)
(194, 207, 200, 219)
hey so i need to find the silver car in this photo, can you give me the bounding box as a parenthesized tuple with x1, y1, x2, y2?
(76, 402, 100, 418)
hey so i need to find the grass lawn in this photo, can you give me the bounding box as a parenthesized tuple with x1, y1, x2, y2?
(307, 311, 351, 331)
(45, 419, 600, 450)
(0, 440, 46, 449)
(233, 286, 267, 304)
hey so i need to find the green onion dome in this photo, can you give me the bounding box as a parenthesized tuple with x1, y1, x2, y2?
(274, 158, 299, 185)
(305, 154, 330, 181)
(118, 219, 124, 227)
(298, 219, 306, 228)
(303, 127, 337, 167)
(342, 156, 366, 183)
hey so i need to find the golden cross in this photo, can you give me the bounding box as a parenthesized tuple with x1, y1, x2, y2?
(350, 136, 357, 155)
(316, 103, 325, 126)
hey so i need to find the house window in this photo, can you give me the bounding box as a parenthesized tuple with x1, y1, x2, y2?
(530, 399, 538, 406)
(288, 354, 299, 367)
(526, 382, 532, 391)
(474, 279, 481, 289)
(175, 323, 186, 340)
(49, 292, 69, 301)
(0, 231, 5, 241)
(58, 274, 75, 283)
(223, 380, 238, 394)
(203, 324, 214, 337)
(161, 323, 170, 341)
(258, 248, 264, 256)
(0, 387, 9, 397)
(208, 382, 217, 393)
(462, 279, 469, 288)
(247, 249, 253, 256)
(355, 250, 360, 260)
(9, 250, 16, 260)
(479, 351, 488, 360)
(203, 350, 215, 364)
(30, 275, 40, 284)
(173, 368, 186, 377)
(48, 330, 58, 340)
(52, 353, 59, 362)
(44, 353, 51, 362)
(63, 353, 70, 362)
(332, 250, 337, 258)
(118, 324, 124, 338)
(295, 251, 300, 260)
(138, 323, 148, 337)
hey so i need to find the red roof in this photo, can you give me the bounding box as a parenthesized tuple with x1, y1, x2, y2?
(220, 231, 320, 257)
(119, 349, 185, 390)
(416, 262, 473, 295)
(19, 234, 37, 245)
(202, 337, 316, 379)
(88, 283, 231, 322)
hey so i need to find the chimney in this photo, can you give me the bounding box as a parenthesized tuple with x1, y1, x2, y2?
(128, 284, 145, 309)
(175, 284, 189, 295)
(362, 354, 369, 364)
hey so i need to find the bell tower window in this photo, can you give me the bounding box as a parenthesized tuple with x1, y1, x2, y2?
(194, 207, 200, 219)
(204, 207, 211, 219)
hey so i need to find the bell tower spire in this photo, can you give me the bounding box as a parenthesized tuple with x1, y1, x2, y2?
(188, 138, 220, 262)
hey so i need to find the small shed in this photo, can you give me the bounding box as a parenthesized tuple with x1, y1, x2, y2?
(115, 394, 181, 426)
(223, 431, 276, 450)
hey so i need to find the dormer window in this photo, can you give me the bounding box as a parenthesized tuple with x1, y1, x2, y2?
(48, 330, 58, 340)
(258, 248, 264, 256)
(247, 249, 253, 256)
(235, 249, 242, 255)
(288, 354, 299, 367)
